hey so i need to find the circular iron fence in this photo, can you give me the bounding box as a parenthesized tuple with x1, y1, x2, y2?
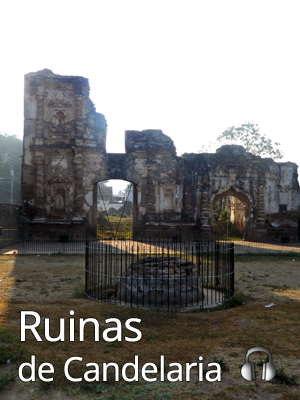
(85, 238, 234, 311)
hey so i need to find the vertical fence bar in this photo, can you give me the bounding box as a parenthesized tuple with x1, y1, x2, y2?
(191, 245, 194, 307)
(90, 240, 94, 299)
(137, 245, 139, 308)
(125, 244, 128, 305)
(119, 240, 123, 305)
(161, 246, 164, 308)
(167, 245, 170, 311)
(154, 240, 157, 308)
(230, 243, 234, 299)
(85, 241, 89, 296)
(130, 243, 134, 307)
(97, 241, 100, 302)
(142, 247, 145, 308)
(173, 245, 176, 308)
(104, 245, 107, 301)
(110, 242, 113, 303)
(185, 245, 188, 307)
(206, 244, 209, 305)
(148, 240, 151, 308)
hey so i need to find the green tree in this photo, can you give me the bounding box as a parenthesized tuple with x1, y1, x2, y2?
(216, 122, 283, 160)
(0, 132, 22, 203)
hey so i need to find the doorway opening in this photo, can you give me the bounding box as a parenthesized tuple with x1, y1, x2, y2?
(95, 180, 136, 239)
(212, 188, 250, 241)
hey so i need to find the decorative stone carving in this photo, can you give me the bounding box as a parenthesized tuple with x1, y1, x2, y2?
(160, 177, 178, 185)
(48, 175, 73, 215)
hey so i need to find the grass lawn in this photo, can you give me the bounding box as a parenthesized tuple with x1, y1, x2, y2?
(0, 253, 300, 399)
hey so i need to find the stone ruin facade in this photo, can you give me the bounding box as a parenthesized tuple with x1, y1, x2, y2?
(22, 69, 300, 241)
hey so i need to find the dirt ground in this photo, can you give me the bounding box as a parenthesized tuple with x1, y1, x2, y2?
(1, 254, 299, 304)
(0, 253, 300, 399)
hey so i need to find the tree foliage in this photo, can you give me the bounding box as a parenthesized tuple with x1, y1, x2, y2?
(0, 132, 22, 203)
(216, 122, 283, 160)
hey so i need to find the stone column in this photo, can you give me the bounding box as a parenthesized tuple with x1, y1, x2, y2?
(198, 175, 213, 240)
(255, 176, 267, 241)
(257, 177, 266, 225)
(199, 179, 210, 228)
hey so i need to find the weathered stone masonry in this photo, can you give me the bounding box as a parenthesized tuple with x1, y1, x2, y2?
(22, 69, 107, 227)
(22, 70, 300, 240)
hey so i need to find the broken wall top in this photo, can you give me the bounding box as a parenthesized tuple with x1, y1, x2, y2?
(24, 68, 107, 151)
(181, 144, 298, 173)
(125, 129, 177, 157)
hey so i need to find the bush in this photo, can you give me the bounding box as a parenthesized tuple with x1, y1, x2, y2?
(220, 210, 230, 220)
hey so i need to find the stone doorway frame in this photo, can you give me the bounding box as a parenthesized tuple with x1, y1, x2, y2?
(92, 179, 138, 238)
(211, 186, 251, 240)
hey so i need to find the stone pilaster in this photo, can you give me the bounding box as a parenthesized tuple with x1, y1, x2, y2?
(73, 153, 85, 217)
(199, 177, 210, 228)
(146, 179, 156, 213)
(34, 159, 45, 210)
(75, 79, 84, 136)
(75, 94, 83, 134)
(36, 86, 45, 140)
(257, 177, 266, 226)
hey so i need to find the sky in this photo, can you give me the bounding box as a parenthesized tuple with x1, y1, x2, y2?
(1, 1, 300, 193)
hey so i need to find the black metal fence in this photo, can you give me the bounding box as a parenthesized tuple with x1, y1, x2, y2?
(2, 226, 300, 255)
(0, 227, 92, 254)
(85, 239, 235, 311)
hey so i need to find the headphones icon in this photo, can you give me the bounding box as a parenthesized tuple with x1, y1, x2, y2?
(241, 346, 276, 381)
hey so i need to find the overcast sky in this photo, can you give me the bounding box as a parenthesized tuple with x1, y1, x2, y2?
(1, 1, 300, 191)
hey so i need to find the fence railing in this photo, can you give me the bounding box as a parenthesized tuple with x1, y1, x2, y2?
(1, 227, 300, 255)
(0, 227, 93, 254)
(85, 238, 235, 311)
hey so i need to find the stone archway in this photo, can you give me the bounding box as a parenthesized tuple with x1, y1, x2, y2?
(92, 178, 138, 238)
(211, 187, 251, 240)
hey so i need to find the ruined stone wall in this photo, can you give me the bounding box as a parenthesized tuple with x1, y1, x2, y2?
(22, 69, 107, 226)
(178, 146, 299, 240)
(22, 70, 300, 241)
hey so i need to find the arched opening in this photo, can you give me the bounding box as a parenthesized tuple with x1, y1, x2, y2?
(93, 179, 137, 239)
(212, 187, 250, 240)
(56, 111, 65, 125)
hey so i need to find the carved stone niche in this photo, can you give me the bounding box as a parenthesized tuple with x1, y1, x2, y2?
(48, 93, 73, 138)
(48, 175, 74, 216)
(159, 177, 180, 213)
